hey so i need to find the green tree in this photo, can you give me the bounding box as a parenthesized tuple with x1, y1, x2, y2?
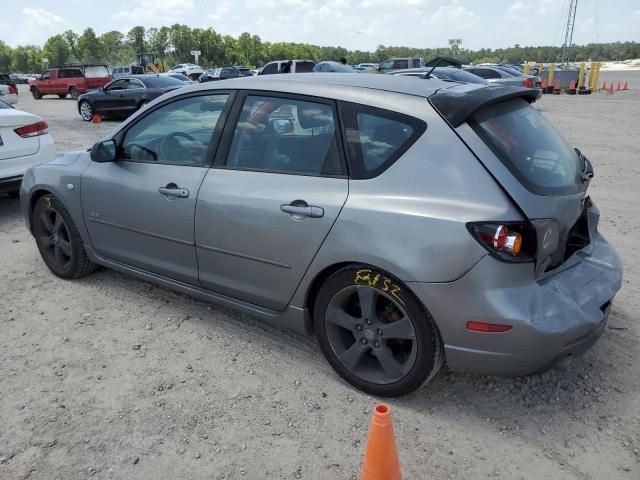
(63, 30, 81, 62)
(126, 26, 147, 53)
(77, 28, 102, 63)
(42, 35, 70, 67)
(0, 41, 12, 72)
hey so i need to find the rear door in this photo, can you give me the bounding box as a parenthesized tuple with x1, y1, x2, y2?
(82, 92, 233, 284)
(195, 91, 348, 310)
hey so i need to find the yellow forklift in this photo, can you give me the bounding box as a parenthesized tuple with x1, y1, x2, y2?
(136, 53, 166, 74)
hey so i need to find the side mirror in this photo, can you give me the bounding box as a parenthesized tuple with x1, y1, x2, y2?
(271, 118, 294, 135)
(98, 86, 104, 91)
(90, 139, 117, 163)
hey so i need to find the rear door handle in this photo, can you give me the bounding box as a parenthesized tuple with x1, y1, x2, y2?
(280, 202, 324, 218)
(159, 185, 189, 198)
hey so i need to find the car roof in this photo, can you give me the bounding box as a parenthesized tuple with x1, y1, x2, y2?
(189, 73, 452, 98)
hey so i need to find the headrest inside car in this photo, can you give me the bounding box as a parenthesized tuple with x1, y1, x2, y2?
(297, 105, 332, 129)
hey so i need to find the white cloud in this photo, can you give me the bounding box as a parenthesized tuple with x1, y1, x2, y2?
(114, 0, 194, 22)
(208, 1, 233, 21)
(15, 8, 66, 46)
(428, 3, 479, 31)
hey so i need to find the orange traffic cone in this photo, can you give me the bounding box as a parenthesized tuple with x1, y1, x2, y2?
(616, 81, 621, 92)
(623, 80, 628, 91)
(91, 114, 102, 123)
(608, 83, 614, 95)
(602, 80, 607, 90)
(553, 79, 561, 94)
(360, 404, 401, 480)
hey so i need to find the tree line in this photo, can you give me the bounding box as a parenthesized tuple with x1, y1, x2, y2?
(1, 25, 639, 73)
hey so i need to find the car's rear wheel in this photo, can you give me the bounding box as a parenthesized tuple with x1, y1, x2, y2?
(314, 265, 443, 397)
(31, 87, 42, 99)
(32, 194, 97, 279)
(58, 94, 67, 99)
(79, 101, 93, 121)
(69, 87, 79, 100)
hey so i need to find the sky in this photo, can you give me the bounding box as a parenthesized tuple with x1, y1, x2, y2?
(1, 0, 639, 51)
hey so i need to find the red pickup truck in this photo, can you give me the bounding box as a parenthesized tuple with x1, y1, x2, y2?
(29, 65, 111, 100)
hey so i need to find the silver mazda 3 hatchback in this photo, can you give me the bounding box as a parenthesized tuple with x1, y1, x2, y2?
(21, 74, 622, 397)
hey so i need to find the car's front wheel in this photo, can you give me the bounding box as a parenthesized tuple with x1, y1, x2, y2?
(79, 101, 93, 121)
(32, 194, 97, 279)
(314, 265, 443, 397)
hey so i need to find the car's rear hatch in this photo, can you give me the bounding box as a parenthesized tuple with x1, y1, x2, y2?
(430, 83, 593, 276)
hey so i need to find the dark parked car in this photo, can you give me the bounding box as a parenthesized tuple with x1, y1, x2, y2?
(234, 66, 253, 77)
(0, 74, 18, 95)
(199, 67, 242, 83)
(391, 67, 487, 84)
(76, 75, 184, 121)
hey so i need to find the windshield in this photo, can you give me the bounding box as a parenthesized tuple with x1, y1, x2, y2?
(444, 69, 487, 84)
(471, 98, 584, 196)
(146, 76, 184, 88)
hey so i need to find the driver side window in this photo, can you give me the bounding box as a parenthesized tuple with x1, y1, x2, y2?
(120, 94, 230, 167)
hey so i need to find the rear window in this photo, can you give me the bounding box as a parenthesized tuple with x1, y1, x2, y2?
(471, 98, 584, 196)
(295, 61, 315, 73)
(342, 103, 426, 179)
(59, 69, 84, 78)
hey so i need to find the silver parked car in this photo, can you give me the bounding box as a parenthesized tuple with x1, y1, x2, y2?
(20, 74, 622, 397)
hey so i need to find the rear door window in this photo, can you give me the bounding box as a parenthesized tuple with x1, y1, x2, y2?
(341, 102, 426, 179)
(224, 94, 344, 176)
(470, 98, 584, 195)
(393, 60, 409, 69)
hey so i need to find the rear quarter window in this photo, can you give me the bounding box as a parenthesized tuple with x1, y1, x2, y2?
(470, 98, 585, 196)
(342, 102, 426, 179)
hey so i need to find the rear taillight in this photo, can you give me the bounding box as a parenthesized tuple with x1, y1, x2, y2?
(467, 222, 535, 262)
(8, 85, 17, 94)
(521, 78, 535, 88)
(14, 120, 49, 138)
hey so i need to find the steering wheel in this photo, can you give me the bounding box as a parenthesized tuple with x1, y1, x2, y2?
(157, 132, 198, 161)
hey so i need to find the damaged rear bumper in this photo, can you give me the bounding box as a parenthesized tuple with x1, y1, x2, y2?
(408, 206, 623, 376)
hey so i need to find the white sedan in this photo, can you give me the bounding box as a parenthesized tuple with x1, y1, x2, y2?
(0, 84, 18, 105)
(0, 100, 56, 196)
(166, 63, 204, 77)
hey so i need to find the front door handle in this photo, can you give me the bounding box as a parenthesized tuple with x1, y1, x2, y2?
(280, 202, 324, 219)
(159, 184, 189, 198)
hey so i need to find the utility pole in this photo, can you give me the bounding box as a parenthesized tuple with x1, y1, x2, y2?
(561, 0, 578, 65)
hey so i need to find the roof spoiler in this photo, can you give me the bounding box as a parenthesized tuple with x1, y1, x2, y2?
(429, 84, 538, 127)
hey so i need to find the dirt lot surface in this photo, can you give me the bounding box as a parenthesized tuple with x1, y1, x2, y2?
(1, 73, 639, 480)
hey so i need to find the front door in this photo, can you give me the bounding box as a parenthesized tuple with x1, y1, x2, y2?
(196, 93, 349, 310)
(82, 92, 232, 284)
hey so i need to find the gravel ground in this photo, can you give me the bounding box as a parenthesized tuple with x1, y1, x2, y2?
(1, 73, 639, 480)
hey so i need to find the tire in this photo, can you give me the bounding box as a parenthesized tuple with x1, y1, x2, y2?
(314, 265, 443, 397)
(69, 87, 79, 100)
(58, 94, 67, 99)
(79, 101, 93, 121)
(32, 194, 97, 279)
(31, 87, 42, 100)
